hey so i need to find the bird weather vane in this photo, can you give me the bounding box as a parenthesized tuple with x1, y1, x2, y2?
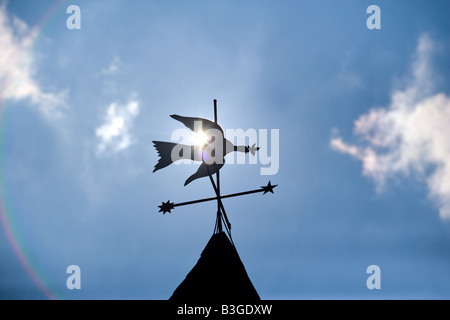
(152, 99, 277, 239)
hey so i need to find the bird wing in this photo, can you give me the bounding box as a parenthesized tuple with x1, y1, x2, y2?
(184, 161, 224, 186)
(170, 114, 224, 134)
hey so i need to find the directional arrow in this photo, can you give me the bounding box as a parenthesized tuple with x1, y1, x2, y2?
(157, 181, 278, 214)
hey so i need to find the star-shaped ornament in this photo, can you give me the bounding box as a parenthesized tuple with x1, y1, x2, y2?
(158, 200, 175, 214)
(261, 181, 278, 195)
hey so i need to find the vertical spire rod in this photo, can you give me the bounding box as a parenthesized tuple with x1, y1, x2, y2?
(214, 99, 218, 123)
(214, 99, 222, 234)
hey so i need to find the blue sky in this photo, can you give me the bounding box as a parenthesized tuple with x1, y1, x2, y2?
(1, 0, 450, 299)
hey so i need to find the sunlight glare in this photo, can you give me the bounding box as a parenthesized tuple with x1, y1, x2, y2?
(191, 131, 209, 146)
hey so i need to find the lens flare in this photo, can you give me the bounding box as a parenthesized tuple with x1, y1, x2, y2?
(191, 131, 208, 146)
(0, 0, 67, 300)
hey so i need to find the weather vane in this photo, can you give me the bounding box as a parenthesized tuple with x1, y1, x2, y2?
(152, 99, 277, 241)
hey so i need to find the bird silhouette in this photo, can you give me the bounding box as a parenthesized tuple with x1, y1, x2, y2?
(153, 114, 259, 186)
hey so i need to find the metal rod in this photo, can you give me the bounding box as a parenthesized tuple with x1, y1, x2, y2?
(173, 187, 267, 208)
(208, 174, 231, 231)
(214, 99, 218, 123)
(213, 98, 222, 233)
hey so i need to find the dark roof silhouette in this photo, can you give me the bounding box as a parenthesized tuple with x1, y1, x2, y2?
(169, 232, 260, 301)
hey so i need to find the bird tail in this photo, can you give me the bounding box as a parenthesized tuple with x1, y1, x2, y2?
(153, 141, 191, 172)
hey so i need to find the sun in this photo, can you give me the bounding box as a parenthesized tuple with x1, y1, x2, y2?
(191, 131, 209, 146)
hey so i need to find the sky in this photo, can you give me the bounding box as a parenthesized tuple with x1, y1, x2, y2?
(1, 0, 450, 300)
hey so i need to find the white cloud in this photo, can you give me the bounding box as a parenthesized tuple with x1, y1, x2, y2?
(331, 34, 450, 220)
(100, 56, 120, 76)
(95, 100, 140, 155)
(0, 5, 65, 119)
